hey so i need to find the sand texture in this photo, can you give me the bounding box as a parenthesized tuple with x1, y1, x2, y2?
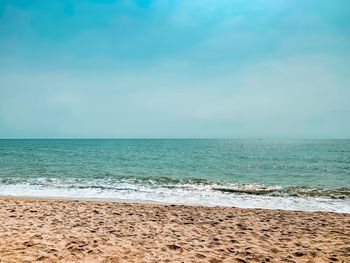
(0, 197, 349, 263)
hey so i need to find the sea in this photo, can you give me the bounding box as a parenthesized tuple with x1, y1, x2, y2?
(0, 139, 349, 213)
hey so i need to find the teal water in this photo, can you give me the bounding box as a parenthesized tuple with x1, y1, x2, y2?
(0, 139, 349, 212)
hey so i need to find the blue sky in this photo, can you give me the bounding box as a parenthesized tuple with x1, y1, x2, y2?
(0, 0, 349, 138)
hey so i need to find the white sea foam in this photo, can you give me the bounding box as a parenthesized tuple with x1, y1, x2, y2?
(1, 183, 349, 213)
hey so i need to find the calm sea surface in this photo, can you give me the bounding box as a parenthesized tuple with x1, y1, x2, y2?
(0, 139, 349, 212)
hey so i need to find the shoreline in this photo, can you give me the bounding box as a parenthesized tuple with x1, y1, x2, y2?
(0, 195, 165, 206)
(1, 196, 349, 262)
(1, 194, 349, 214)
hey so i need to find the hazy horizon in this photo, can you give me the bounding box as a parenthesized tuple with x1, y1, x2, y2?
(1, 0, 350, 139)
(1, 138, 349, 140)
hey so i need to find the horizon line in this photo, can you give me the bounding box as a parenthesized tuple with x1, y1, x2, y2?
(0, 138, 349, 140)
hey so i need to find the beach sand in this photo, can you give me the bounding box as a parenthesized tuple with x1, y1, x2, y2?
(0, 197, 349, 263)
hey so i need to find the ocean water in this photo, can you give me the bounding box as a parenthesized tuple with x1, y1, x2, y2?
(0, 139, 349, 212)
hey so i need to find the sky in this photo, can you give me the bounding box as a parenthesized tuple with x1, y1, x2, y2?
(0, 0, 349, 139)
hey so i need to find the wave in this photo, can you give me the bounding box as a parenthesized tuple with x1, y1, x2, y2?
(1, 176, 349, 213)
(0, 175, 349, 199)
(213, 186, 350, 199)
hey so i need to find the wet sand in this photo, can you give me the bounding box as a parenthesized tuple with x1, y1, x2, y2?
(0, 197, 349, 263)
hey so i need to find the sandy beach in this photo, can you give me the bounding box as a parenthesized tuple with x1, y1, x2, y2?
(0, 197, 349, 263)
